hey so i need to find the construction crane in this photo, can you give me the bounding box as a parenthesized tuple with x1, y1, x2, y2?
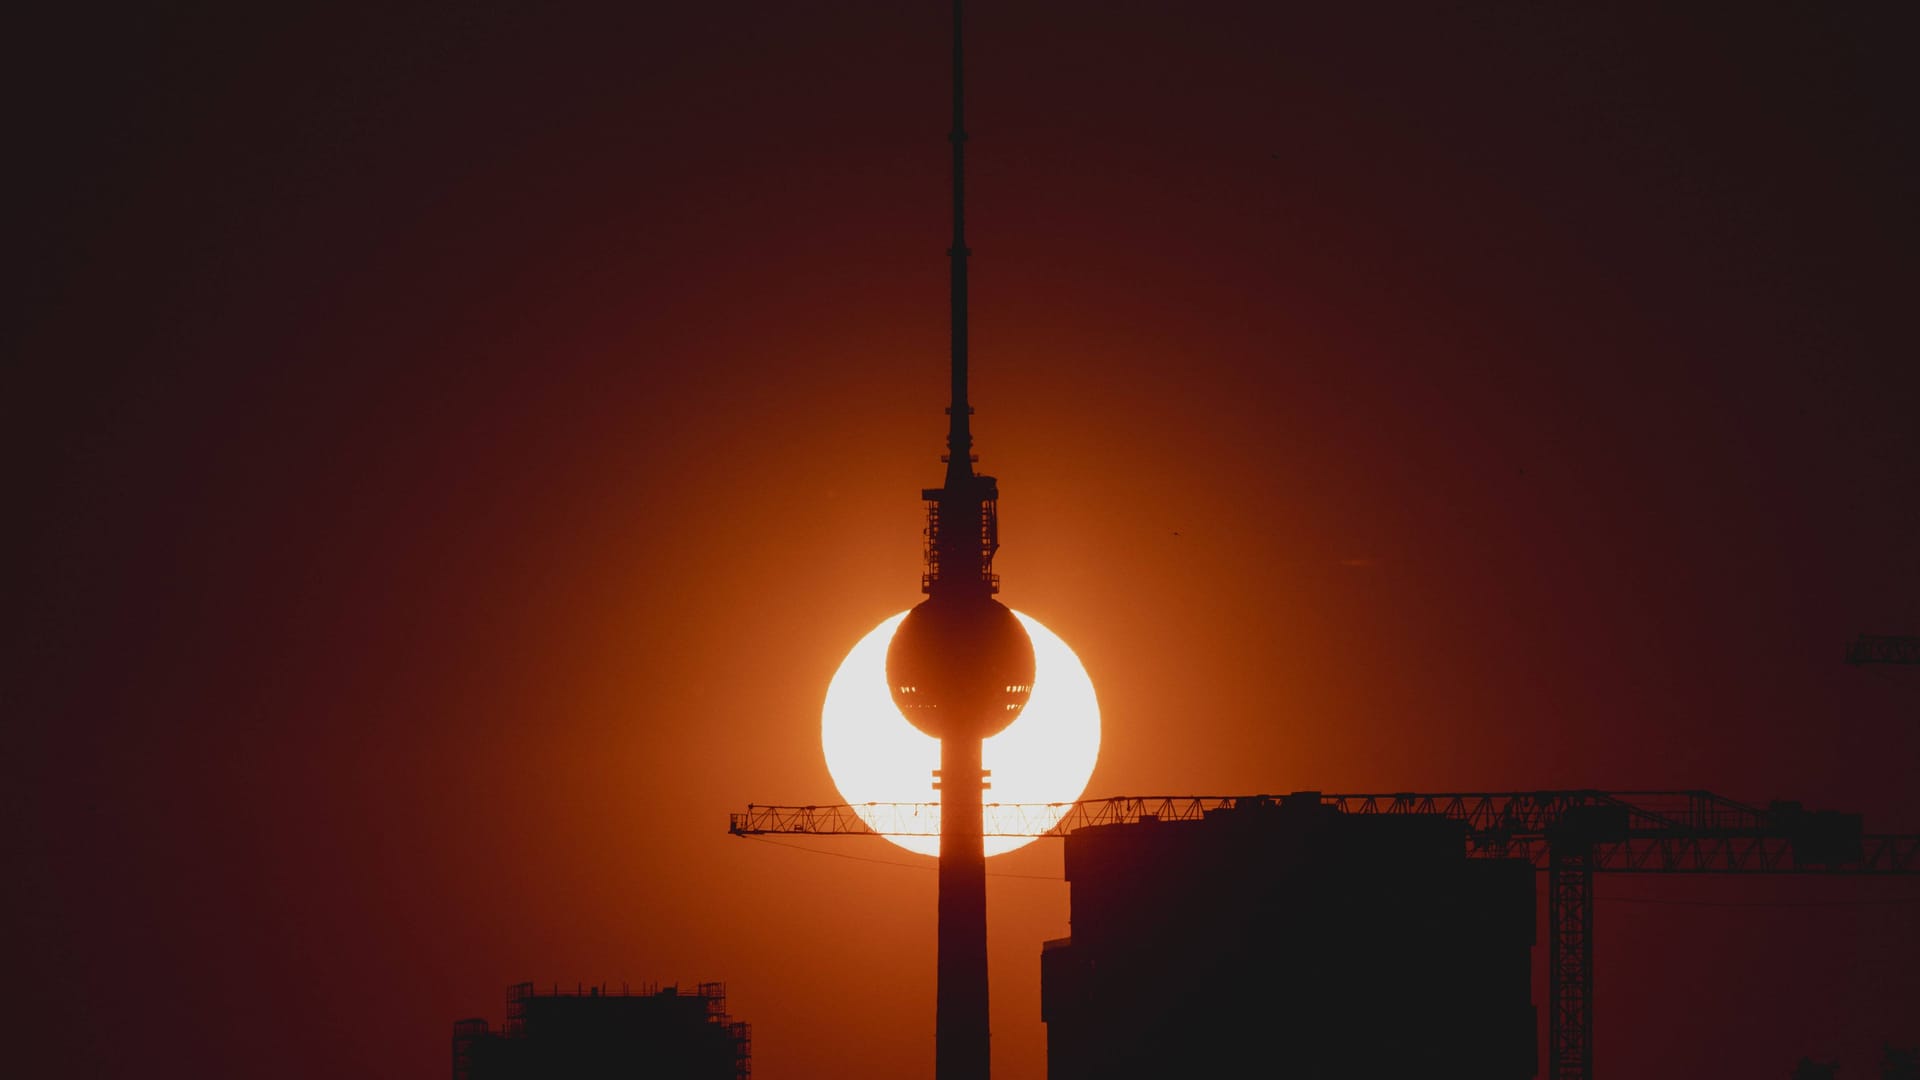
(1848, 634, 1920, 665)
(730, 790, 1920, 1080)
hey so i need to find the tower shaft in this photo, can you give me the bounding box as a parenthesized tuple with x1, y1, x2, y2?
(935, 737, 990, 1080)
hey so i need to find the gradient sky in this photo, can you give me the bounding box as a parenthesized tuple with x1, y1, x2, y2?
(12, 4, 1918, 1078)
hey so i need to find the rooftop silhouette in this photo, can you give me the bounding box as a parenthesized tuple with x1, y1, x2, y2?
(453, 981, 749, 1080)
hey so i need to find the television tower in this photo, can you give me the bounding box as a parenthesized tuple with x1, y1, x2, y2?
(883, 3, 1035, 1079)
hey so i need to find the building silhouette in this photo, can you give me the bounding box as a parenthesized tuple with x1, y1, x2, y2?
(1791, 1060, 1839, 1080)
(453, 981, 749, 1080)
(1040, 793, 1536, 1079)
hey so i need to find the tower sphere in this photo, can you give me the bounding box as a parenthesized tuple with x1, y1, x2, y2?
(886, 595, 1035, 740)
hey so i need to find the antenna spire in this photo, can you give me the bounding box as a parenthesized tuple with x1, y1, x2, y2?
(945, 0, 972, 488)
(920, 0, 998, 600)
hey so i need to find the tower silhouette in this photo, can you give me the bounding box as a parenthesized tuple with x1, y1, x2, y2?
(882, 3, 1034, 1079)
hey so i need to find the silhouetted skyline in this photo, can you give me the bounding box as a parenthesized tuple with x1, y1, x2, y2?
(12, 4, 1917, 1078)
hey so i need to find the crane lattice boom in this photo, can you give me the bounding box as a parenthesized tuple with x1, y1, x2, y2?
(730, 791, 1919, 873)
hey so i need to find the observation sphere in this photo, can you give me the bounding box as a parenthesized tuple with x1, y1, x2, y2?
(885, 595, 1035, 740)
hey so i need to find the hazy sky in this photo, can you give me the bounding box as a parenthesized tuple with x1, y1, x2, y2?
(13, 4, 1918, 1077)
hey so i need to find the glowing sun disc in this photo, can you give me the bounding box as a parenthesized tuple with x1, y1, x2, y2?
(822, 611, 1101, 857)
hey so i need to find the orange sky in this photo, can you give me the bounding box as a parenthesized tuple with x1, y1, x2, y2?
(13, 4, 1918, 1077)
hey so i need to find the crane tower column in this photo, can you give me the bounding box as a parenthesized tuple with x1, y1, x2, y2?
(1548, 846, 1595, 1080)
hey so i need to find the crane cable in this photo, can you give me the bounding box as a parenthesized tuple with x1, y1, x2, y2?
(738, 834, 1063, 881)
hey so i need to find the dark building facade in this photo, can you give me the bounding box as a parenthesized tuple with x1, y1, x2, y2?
(1041, 794, 1536, 1079)
(453, 981, 749, 1080)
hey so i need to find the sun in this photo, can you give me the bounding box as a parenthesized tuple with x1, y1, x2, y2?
(821, 611, 1100, 857)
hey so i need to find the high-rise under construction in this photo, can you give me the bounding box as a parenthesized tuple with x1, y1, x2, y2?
(1041, 794, 1537, 1079)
